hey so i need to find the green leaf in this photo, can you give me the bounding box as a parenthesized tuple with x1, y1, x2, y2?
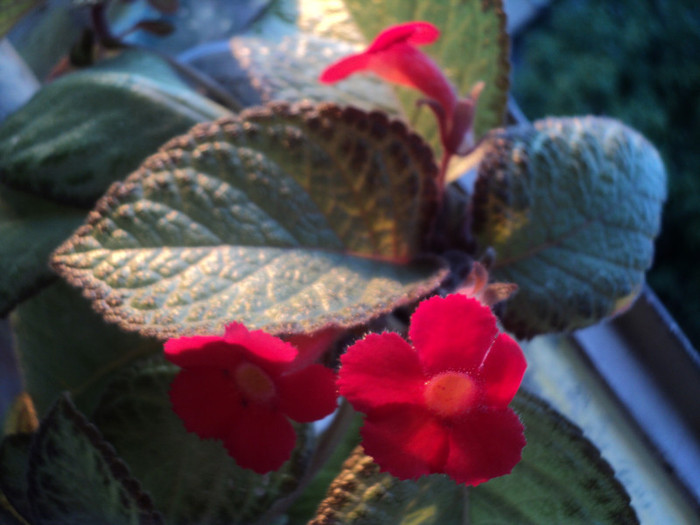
(92, 358, 312, 525)
(231, 32, 399, 113)
(0, 184, 85, 316)
(0, 0, 44, 38)
(0, 49, 228, 206)
(27, 394, 163, 525)
(342, 0, 510, 145)
(310, 392, 636, 524)
(472, 116, 667, 338)
(11, 281, 162, 416)
(0, 433, 32, 523)
(51, 102, 447, 338)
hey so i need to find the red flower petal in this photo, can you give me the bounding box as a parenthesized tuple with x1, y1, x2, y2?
(169, 367, 244, 439)
(479, 333, 527, 408)
(164, 336, 242, 370)
(224, 322, 297, 370)
(319, 53, 372, 83)
(284, 327, 341, 371)
(221, 405, 297, 474)
(361, 405, 448, 479)
(366, 21, 439, 52)
(277, 364, 338, 423)
(410, 295, 499, 376)
(338, 332, 425, 413)
(444, 409, 525, 485)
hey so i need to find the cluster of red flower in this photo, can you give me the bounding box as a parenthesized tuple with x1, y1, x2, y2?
(164, 22, 526, 486)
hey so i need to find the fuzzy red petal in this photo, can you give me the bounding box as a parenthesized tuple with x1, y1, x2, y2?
(277, 364, 338, 423)
(169, 367, 244, 439)
(319, 53, 371, 83)
(338, 332, 425, 413)
(444, 409, 526, 485)
(361, 405, 448, 479)
(224, 322, 297, 370)
(366, 21, 439, 52)
(221, 405, 297, 474)
(410, 295, 499, 376)
(284, 327, 340, 371)
(370, 45, 456, 111)
(480, 333, 527, 408)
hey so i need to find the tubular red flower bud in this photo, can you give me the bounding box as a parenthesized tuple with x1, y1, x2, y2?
(165, 323, 338, 474)
(338, 294, 527, 485)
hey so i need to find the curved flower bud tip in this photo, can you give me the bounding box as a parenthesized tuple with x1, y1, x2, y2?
(319, 21, 457, 118)
(165, 323, 338, 474)
(338, 294, 526, 486)
(319, 21, 485, 188)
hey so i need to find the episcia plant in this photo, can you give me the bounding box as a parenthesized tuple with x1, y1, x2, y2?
(0, 2, 666, 524)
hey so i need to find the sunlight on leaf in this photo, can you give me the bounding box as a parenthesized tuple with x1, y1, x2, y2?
(52, 102, 446, 339)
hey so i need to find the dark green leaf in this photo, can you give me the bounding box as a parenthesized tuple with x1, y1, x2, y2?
(0, 433, 32, 522)
(92, 358, 312, 525)
(11, 281, 162, 416)
(51, 103, 447, 338)
(472, 116, 667, 337)
(0, 50, 228, 206)
(0, 184, 85, 316)
(309, 392, 636, 524)
(342, 0, 510, 146)
(27, 395, 163, 525)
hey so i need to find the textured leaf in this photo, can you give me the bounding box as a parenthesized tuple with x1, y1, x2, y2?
(472, 116, 667, 338)
(310, 392, 636, 524)
(0, 0, 43, 38)
(0, 184, 85, 316)
(92, 358, 312, 525)
(27, 395, 163, 525)
(11, 281, 162, 416)
(342, 0, 510, 146)
(0, 50, 227, 206)
(0, 433, 32, 523)
(52, 102, 447, 338)
(231, 32, 399, 113)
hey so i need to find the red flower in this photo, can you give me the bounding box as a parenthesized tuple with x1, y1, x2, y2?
(338, 294, 526, 485)
(165, 323, 338, 474)
(319, 21, 483, 159)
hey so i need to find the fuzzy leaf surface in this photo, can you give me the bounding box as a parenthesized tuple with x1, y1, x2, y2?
(92, 359, 311, 525)
(231, 32, 399, 113)
(473, 117, 667, 338)
(342, 0, 510, 146)
(309, 392, 636, 524)
(26, 395, 162, 525)
(0, 50, 227, 206)
(52, 103, 446, 338)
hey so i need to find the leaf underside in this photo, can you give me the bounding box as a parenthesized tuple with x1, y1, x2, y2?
(52, 102, 447, 339)
(309, 392, 637, 524)
(473, 116, 667, 338)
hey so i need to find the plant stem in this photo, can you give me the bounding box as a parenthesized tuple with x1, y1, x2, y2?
(252, 398, 356, 524)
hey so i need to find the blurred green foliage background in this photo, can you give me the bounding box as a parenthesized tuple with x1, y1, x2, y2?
(513, 0, 700, 350)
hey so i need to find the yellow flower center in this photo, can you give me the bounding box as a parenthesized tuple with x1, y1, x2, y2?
(423, 372, 479, 418)
(234, 362, 276, 403)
